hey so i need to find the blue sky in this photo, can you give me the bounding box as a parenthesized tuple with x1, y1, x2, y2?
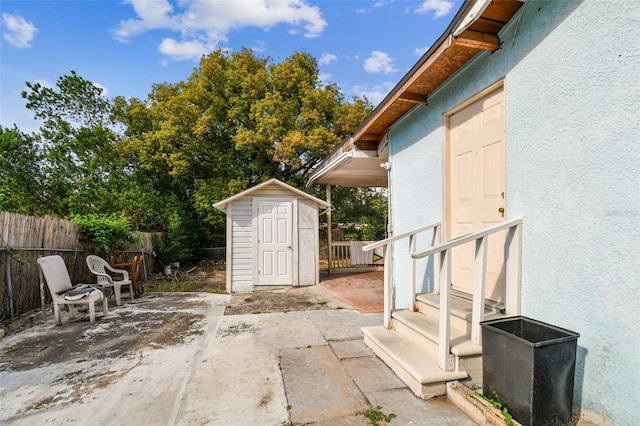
(1, 0, 461, 133)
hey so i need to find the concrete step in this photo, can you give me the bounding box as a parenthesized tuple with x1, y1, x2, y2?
(391, 310, 482, 357)
(362, 325, 468, 399)
(416, 293, 505, 334)
(390, 309, 484, 387)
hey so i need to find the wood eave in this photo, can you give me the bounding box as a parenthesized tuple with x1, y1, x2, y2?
(349, 0, 523, 149)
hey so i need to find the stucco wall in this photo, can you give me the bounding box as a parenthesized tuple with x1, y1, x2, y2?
(388, 1, 639, 423)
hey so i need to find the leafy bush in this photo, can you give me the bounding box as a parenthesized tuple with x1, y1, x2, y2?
(154, 212, 198, 264)
(71, 214, 135, 255)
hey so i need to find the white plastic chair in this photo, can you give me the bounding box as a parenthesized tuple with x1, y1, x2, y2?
(37, 255, 108, 325)
(86, 255, 134, 305)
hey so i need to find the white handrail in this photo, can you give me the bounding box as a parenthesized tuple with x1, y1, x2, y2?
(365, 221, 441, 327)
(363, 221, 441, 251)
(412, 218, 523, 259)
(365, 217, 523, 372)
(414, 217, 523, 371)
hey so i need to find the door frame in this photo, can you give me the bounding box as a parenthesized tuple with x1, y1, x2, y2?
(442, 79, 506, 299)
(252, 197, 298, 286)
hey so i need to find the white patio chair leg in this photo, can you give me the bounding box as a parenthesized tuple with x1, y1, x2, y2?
(129, 284, 134, 300)
(102, 295, 109, 315)
(89, 302, 96, 324)
(54, 303, 62, 326)
(114, 284, 122, 306)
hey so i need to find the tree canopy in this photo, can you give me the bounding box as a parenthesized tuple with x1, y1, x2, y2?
(1, 49, 386, 262)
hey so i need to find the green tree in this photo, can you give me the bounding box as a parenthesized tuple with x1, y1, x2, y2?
(5, 58, 382, 262)
(328, 186, 388, 241)
(0, 127, 46, 215)
(20, 71, 128, 217)
(115, 49, 373, 245)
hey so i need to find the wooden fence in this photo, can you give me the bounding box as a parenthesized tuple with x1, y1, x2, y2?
(0, 212, 159, 321)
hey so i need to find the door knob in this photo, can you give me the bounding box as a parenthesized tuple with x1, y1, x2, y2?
(498, 207, 504, 213)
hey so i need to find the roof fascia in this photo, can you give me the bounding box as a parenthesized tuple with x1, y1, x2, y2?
(214, 178, 330, 210)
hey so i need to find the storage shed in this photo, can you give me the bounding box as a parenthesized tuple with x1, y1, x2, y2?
(213, 179, 331, 293)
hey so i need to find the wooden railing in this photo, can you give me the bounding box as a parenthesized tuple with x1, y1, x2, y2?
(363, 218, 523, 372)
(363, 222, 441, 328)
(329, 241, 353, 269)
(412, 218, 523, 371)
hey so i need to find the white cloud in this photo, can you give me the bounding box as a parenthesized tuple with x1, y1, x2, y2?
(414, 0, 455, 18)
(364, 51, 397, 74)
(34, 79, 52, 88)
(94, 83, 108, 97)
(413, 46, 428, 57)
(319, 53, 337, 66)
(115, 0, 327, 61)
(358, 0, 392, 13)
(352, 81, 396, 106)
(113, 0, 179, 42)
(158, 38, 208, 61)
(250, 40, 266, 53)
(374, 1, 393, 8)
(2, 13, 38, 48)
(318, 72, 333, 83)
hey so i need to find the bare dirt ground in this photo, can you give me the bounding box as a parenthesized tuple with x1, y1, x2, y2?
(144, 260, 383, 316)
(0, 293, 210, 372)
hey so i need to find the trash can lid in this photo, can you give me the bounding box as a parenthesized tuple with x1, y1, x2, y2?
(481, 316, 579, 347)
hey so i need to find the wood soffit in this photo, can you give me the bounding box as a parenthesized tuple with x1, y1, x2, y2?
(348, 0, 523, 150)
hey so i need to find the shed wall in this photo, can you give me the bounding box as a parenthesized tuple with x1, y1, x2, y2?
(230, 199, 253, 292)
(388, 1, 639, 423)
(297, 199, 319, 286)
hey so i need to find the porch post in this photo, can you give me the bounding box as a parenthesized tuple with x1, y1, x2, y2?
(433, 224, 441, 293)
(326, 184, 332, 274)
(471, 236, 488, 345)
(438, 248, 454, 371)
(383, 244, 393, 328)
(408, 234, 416, 311)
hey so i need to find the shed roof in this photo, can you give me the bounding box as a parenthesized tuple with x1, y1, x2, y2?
(213, 178, 331, 211)
(308, 0, 525, 187)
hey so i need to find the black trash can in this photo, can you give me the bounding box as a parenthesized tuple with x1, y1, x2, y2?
(481, 316, 580, 426)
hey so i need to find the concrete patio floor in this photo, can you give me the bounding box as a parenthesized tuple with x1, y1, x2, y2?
(0, 277, 473, 425)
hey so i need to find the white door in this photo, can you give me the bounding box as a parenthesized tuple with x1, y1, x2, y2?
(257, 199, 293, 285)
(448, 86, 506, 302)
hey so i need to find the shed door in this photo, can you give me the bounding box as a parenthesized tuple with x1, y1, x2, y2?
(257, 199, 293, 285)
(447, 86, 506, 302)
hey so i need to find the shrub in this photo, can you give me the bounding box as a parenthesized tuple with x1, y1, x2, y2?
(71, 214, 135, 255)
(154, 212, 197, 264)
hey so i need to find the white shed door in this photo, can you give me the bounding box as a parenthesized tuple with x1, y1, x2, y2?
(257, 199, 293, 285)
(448, 86, 506, 302)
